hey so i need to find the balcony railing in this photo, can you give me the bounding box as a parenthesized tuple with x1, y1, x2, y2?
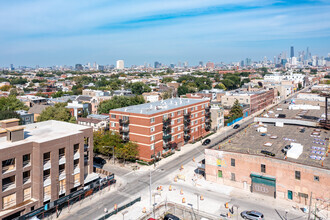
(122, 136, 129, 142)
(23, 177, 31, 184)
(163, 134, 172, 140)
(119, 119, 129, 125)
(2, 165, 16, 174)
(205, 111, 211, 116)
(162, 117, 171, 124)
(2, 182, 16, 191)
(23, 160, 31, 168)
(119, 127, 129, 133)
(205, 106, 211, 111)
(205, 118, 212, 123)
(184, 112, 191, 117)
(184, 126, 190, 132)
(205, 125, 211, 131)
(163, 142, 172, 148)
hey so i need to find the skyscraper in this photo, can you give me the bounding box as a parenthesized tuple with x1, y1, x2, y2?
(116, 60, 124, 70)
(199, 61, 203, 67)
(154, 61, 161, 68)
(290, 46, 294, 58)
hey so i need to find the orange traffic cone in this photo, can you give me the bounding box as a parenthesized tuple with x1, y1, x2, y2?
(169, 185, 172, 191)
(114, 204, 118, 210)
(142, 207, 146, 213)
(192, 157, 195, 162)
(174, 177, 178, 182)
(227, 212, 231, 217)
(180, 165, 184, 170)
(182, 198, 185, 203)
(180, 189, 183, 195)
(225, 202, 229, 208)
(200, 195, 204, 200)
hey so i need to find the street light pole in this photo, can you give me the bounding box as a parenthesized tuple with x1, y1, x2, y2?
(149, 169, 153, 217)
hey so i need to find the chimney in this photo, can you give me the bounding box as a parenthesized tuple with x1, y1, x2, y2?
(0, 118, 19, 128)
(6, 126, 25, 142)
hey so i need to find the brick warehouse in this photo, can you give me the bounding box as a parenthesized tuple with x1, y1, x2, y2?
(0, 119, 97, 220)
(109, 98, 211, 161)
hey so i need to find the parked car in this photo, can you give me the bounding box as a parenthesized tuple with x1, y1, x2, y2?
(281, 145, 292, 154)
(278, 114, 286, 118)
(93, 157, 106, 166)
(164, 214, 180, 220)
(300, 128, 305, 133)
(261, 133, 266, 136)
(260, 150, 275, 157)
(241, 210, 264, 220)
(233, 124, 240, 129)
(202, 139, 211, 145)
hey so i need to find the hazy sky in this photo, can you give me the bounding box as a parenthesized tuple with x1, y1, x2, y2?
(0, 0, 329, 67)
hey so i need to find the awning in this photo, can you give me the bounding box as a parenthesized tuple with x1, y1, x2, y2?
(250, 173, 276, 187)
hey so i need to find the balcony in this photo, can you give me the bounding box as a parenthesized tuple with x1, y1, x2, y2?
(205, 118, 212, 124)
(73, 151, 80, 160)
(184, 118, 191, 123)
(43, 159, 51, 170)
(119, 119, 129, 125)
(184, 134, 191, 140)
(162, 117, 171, 124)
(162, 125, 171, 132)
(119, 126, 129, 133)
(2, 181, 16, 191)
(59, 169, 66, 180)
(59, 153, 66, 165)
(163, 134, 172, 141)
(184, 112, 191, 117)
(122, 135, 129, 142)
(23, 176, 31, 184)
(2, 165, 16, 174)
(205, 111, 211, 117)
(163, 142, 172, 148)
(205, 125, 211, 131)
(23, 160, 31, 168)
(184, 126, 190, 132)
(43, 174, 51, 186)
(73, 165, 80, 175)
(205, 106, 211, 111)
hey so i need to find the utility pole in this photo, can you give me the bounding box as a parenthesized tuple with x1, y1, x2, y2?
(112, 146, 115, 164)
(308, 192, 313, 220)
(149, 169, 153, 217)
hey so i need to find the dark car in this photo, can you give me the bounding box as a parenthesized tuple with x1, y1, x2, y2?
(261, 150, 275, 157)
(93, 157, 106, 166)
(261, 133, 266, 136)
(233, 124, 240, 129)
(278, 114, 286, 118)
(300, 128, 305, 133)
(164, 214, 180, 220)
(202, 139, 211, 145)
(241, 210, 264, 220)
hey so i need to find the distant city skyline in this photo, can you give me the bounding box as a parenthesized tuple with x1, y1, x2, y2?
(0, 0, 329, 66)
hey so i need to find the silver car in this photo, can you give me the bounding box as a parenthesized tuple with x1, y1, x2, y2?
(240, 210, 264, 220)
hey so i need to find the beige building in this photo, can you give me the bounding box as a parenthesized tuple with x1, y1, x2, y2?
(0, 119, 96, 220)
(210, 104, 224, 131)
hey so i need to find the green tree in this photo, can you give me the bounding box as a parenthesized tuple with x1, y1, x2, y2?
(93, 131, 123, 156)
(98, 95, 145, 114)
(221, 79, 236, 90)
(214, 83, 226, 90)
(0, 110, 21, 122)
(162, 77, 175, 83)
(116, 142, 139, 163)
(0, 96, 28, 111)
(37, 103, 76, 123)
(130, 82, 151, 95)
(230, 99, 243, 118)
(0, 85, 11, 91)
(240, 78, 251, 87)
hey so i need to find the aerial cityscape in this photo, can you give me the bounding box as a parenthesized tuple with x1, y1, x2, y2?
(0, 1, 329, 220)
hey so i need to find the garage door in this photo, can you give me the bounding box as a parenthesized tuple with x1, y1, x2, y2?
(251, 173, 276, 198)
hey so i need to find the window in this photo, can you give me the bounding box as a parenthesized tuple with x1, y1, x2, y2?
(171, 120, 174, 125)
(195, 127, 198, 132)
(178, 134, 181, 139)
(177, 118, 181, 123)
(191, 107, 194, 111)
(150, 126, 155, 132)
(23, 154, 30, 167)
(231, 158, 235, 167)
(202, 111, 204, 115)
(195, 113, 197, 117)
(163, 114, 168, 119)
(23, 187, 31, 201)
(171, 112, 174, 117)
(111, 122, 115, 127)
(195, 106, 198, 110)
(231, 173, 236, 181)
(178, 126, 181, 131)
(202, 124, 204, 129)
(151, 135, 155, 141)
(171, 136, 174, 141)
(191, 114, 194, 119)
(111, 114, 116, 119)
(314, 175, 319, 182)
(195, 120, 198, 125)
(2, 193, 16, 209)
(202, 118, 204, 122)
(295, 171, 301, 180)
(261, 164, 266, 173)
(191, 129, 194, 133)
(150, 144, 154, 151)
(177, 111, 181, 115)
(150, 117, 155, 123)
(218, 170, 222, 178)
(171, 128, 175, 133)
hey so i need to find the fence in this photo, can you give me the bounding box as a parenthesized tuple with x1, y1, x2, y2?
(97, 197, 141, 220)
(226, 116, 243, 126)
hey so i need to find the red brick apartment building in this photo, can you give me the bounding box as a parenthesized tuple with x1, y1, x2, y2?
(0, 119, 96, 220)
(250, 89, 275, 114)
(109, 98, 211, 161)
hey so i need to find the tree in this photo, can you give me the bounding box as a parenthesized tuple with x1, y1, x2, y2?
(240, 78, 251, 87)
(161, 90, 172, 100)
(221, 79, 236, 90)
(310, 69, 317, 75)
(0, 96, 28, 111)
(98, 95, 145, 114)
(93, 131, 123, 156)
(116, 142, 139, 163)
(37, 103, 76, 123)
(0, 85, 11, 91)
(162, 77, 175, 83)
(214, 83, 226, 90)
(0, 110, 20, 121)
(230, 99, 243, 118)
(130, 82, 151, 95)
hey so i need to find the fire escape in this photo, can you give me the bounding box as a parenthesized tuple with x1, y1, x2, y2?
(162, 117, 172, 149)
(184, 111, 191, 143)
(119, 117, 130, 142)
(205, 105, 212, 131)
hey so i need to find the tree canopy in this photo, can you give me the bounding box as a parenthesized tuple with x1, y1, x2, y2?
(230, 99, 243, 118)
(37, 103, 76, 123)
(0, 96, 28, 112)
(98, 95, 145, 114)
(129, 82, 151, 95)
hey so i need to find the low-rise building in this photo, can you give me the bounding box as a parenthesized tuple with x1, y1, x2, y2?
(109, 98, 211, 161)
(66, 101, 90, 119)
(15, 110, 34, 125)
(0, 119, 96, 219)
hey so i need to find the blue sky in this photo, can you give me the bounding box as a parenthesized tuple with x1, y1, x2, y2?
(0, 0, 329, 67)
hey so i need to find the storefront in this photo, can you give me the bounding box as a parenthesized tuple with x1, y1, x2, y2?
(250, 173, 276, 198)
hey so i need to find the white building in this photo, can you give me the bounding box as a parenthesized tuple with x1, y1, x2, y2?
(116, 60, 125, 70)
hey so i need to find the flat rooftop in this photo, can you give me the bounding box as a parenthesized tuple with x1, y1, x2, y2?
(110, 98, 207, 115)
(215, 121, 329, 169)
(0, 120, 90, 149)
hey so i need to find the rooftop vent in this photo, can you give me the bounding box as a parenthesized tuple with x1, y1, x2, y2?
(6, 126, 25, 142)
(0, 118, 19, 129)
